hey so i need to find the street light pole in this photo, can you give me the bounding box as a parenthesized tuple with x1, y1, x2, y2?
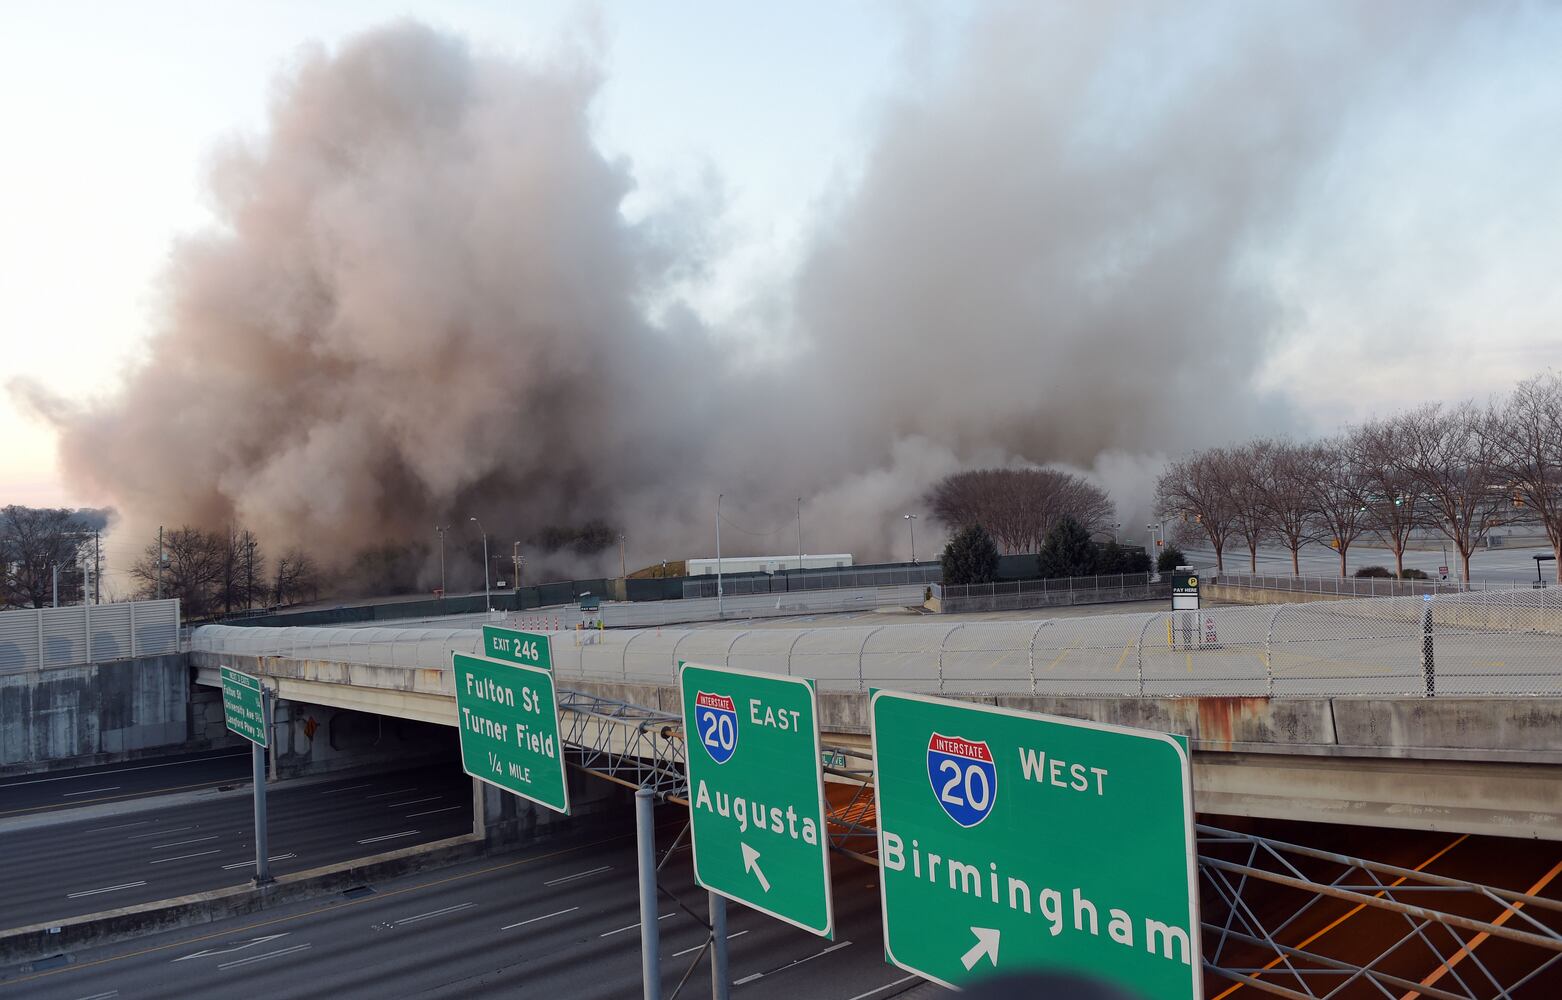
(435, 525, 450, 597)
(796, 497, 803, 571)
(716, 494, 724, 619)
(904, 513, 918, 564)
(469, 517, 490, 612)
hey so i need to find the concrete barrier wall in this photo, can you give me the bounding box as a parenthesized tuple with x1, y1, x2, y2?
(0, 654, 197, 770)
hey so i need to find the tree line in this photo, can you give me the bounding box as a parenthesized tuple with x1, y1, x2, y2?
(126, 526, 319, 618)
(0, 505, 96, 608)
(1154, 372, 1562, 581)
(927, 468, 1115, 554)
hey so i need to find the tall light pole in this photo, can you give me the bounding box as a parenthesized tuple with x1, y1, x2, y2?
(1112, 522, 1122, 543)
(435, 525, 450, 597)
(904, 513, 918, 564)
(469, 517, 490, 612)
(716, 494, 724, 618)
(796, 497, 803, 572)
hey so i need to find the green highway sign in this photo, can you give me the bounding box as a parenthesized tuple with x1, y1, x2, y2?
(453, 651, 569, 814)
(680, 663, 834, 938)
(221, 666, 267, 748)
(871, 691, 1199, 997)
(482, 625, 553, 670)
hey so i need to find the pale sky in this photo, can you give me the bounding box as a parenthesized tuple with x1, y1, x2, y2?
(3, 0, 1561, 519)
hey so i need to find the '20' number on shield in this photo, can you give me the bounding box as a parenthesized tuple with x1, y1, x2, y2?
(937, 758, 991, 815)
(700, 708, 735, 760)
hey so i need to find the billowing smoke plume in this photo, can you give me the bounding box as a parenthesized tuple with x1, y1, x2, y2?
(19, 6, 1512, 578)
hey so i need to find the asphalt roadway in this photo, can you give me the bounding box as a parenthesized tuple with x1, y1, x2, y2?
(0, 748, 251, 818)
(0, 762, 473, 929)
(0, 805, 935, 1000)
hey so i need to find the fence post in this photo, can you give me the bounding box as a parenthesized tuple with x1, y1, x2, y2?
(1422, 599, 1436, 698)
(1135, 616, 1155, 697)
(1265, 606, 1283, 697)
(84, 602, 92, 663)
(130, 601, 138, 658)
(37, 608, 45, 670)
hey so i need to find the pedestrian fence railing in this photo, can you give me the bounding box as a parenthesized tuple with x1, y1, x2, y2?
(935, 573, 1152, 599)
(0, 598, 182, 672)
(192, 587, 1562, 698)
(682, 564, 940, 599)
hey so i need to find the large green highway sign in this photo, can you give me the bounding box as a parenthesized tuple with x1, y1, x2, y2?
(453, 651, 569, 814)
(221, 666, 267, 748)
(482, 625, 553, 670)
(871, 691, 1199, 997)
(680, 663, 834, 937)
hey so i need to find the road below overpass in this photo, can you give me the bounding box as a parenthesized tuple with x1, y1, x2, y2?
(0, 805, 925, 1000)
(0, 749, 251, 818)
(0, 763, 472, 929)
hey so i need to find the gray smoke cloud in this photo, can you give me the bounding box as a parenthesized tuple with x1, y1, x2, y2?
(17, 5, 1503, 577)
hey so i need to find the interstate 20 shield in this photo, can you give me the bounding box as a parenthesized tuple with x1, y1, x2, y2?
(694, 691, 740, 764)
(926, 732, 997, 827)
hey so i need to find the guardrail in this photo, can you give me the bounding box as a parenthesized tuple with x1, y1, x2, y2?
(0, 599, 182, 672)
(193, 587, 1562, 698)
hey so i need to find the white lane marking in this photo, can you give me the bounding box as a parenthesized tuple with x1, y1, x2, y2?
(501, 906, 578, 930)
(150, 849, 223, 865)
(127, 826, 192, 840)
(149, 835, 220, 850)
(218, 942, 311, 970)
(845, 975, 917, 1000)
(387, 795, 441, 808)
(88, 821, 149, 833)
(173, 933, 289, 962)
(407, 805, 462, 818)
(392, 902, 476, 926)
(600, 913, 675, 938)
(732, 941, 852, 985)
(70, 992, 119, 1000)
(0, 751, 247, 787)
(673, 930, 748, 958)
(62, 786, 121, 797)
(321, 783, 373, 795)
(67, 881, 147, 898)
(364, 787, 416, 799)
(544, 865, 611, 886)
(221, 853, 296, 870)
(358, 829, 420, 844)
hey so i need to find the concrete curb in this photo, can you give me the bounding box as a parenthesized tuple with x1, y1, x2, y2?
(1, 832, 488, 967)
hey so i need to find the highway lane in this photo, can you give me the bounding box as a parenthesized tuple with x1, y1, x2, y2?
(0, 749, 252, 818)
(0, 807, 936, 1000)
(0, 763, 473, 929)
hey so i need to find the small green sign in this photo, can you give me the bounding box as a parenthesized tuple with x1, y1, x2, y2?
(482, 625, 553, 670)
(872, 690, 1199, 997)
(453, 651, 569, 814)
(680, 662, 834, 938)
(221, 666, 267, 748)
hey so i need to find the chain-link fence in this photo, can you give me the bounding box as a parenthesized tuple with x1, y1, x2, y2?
(934, 573, 1166, 612)
(0, 599, 181, 672)
(193, 587, 1562, 697)
(682, 563, 940, 598)
(1216, 573, 1483, 598)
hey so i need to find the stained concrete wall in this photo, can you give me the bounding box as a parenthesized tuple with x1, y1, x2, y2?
(0, 654, 203, 771)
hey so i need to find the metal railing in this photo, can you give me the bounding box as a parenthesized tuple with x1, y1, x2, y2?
(682, 564, 940, 598)
(0, 598, 181, 672)
(193, 587, 1562, 698)
(1215, 573, 1486, 598)
(935, 572, 1153, 598)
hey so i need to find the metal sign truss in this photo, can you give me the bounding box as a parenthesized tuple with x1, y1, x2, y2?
(553, 689, 1562, 997)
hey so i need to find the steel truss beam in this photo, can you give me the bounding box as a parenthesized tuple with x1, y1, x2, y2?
(553, 690, 1562, 997)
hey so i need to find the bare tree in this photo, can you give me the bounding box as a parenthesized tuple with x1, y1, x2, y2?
(1397, 401, 1506, 585)
(1251, 440, 1319, 575)
(1308, 438, 1370, 577)
(273, 548, 320, 606)
(130, 527, 225, 616)
(926, 468, 1113, 554)
(1499, 373, 1562, 582)
(0, 506, 90, 608)
(1222, 444, 1268, 573)
(1345, 417, 1430, 577)
(1154, 451, 1236, 572)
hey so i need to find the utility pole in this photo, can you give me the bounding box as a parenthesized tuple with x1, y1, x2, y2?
(52, 564, 59, 608)
(470, 517, 490, 612)
(435, 525, 450, 597)
(797, 497, 803, 571)
(94, 530, 101, 605)
(156, 525, 165, 600)
(619, 533, 626, 578)
(716, 494, 724, 619)
(904, 513, 917, 564)
(513, 541, 521, 594)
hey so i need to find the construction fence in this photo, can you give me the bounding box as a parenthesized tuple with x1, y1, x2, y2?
(193, 587, 1562, 698)
(0, 599, 182, 672)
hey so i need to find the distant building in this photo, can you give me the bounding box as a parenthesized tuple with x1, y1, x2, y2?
(686, 553, 853, 576)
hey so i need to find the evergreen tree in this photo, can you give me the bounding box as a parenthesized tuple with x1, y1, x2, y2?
(1157, 544, 1186, 574)
(940, 524, 1000, 585)
(1038, 516, 1098, 578)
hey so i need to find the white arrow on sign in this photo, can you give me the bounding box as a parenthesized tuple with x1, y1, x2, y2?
(960, 927, 1000, 972)
(173, 933, 289, 962)
(741, 842, 771, 893)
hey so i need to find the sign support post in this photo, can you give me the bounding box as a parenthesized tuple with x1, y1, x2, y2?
(710, 891, 729, 1000)
(252, 689, 271, 885)
(636, 786, 662, 1000)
